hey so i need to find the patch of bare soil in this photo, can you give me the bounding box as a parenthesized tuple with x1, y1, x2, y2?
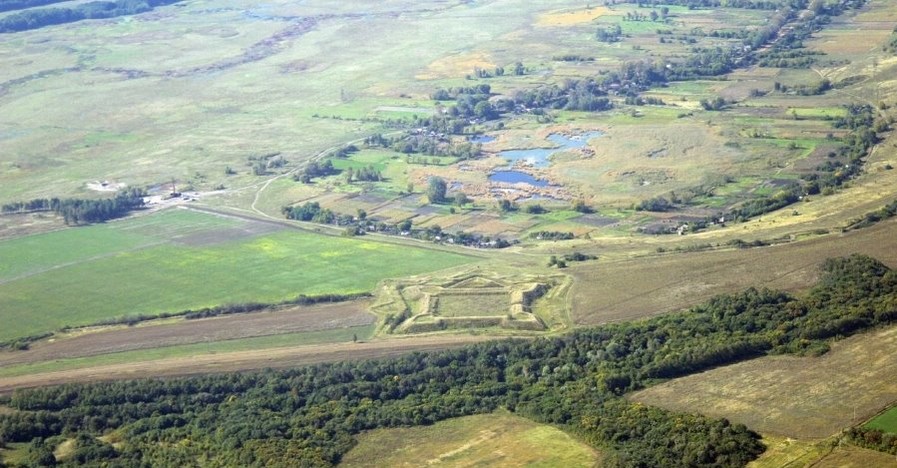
(0, 212, 65, 240)
(0, 302, 375, 366)
(0, 335, 493, 394)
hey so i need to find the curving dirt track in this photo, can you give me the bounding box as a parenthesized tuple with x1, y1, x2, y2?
(0, 335, 495, 395)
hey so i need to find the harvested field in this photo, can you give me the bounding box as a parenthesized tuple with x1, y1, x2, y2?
(0, 302, 375, 366)
(746, 436, 831, 468)
(630, 325, 897, 439)
(341, 410, 601, 467)
(0, 335, 494, 395)
(748, 437, 897, 468)
(569, 218, 897, 325)
(809, 445, 897, 468)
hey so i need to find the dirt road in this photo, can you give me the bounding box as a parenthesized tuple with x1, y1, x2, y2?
(0, 302, 375, 366)
(0, 335, 496, 394)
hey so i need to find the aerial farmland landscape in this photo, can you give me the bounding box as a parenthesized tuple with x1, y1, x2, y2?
(1, 0, 897, 466)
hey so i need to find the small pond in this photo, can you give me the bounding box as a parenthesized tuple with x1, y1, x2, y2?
(498, 131, 603, 169)
(470, 135, 496, 144)
(488, 171, 549, 187)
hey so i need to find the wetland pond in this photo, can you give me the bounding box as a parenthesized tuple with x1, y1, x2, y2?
(488, 131, 603, 186)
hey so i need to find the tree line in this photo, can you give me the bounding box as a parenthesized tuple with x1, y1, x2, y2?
(0, 0, 179, 33)
(282, 200, 513, 249)
(2, 254, 896, 466)
(0, 0, 68, 14)
(1, 188, 146, 225)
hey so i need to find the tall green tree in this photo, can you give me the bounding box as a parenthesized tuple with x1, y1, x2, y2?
(427, 177, 447, 203)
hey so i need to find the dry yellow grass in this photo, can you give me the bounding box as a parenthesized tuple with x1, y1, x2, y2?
(811, 445, 897, 468)
(535, 7, 610, 27)
(568, 217, 897, 325)
(747, 436, 831, 468)
(416, 52, 495, 80)
(340, 410, 601, 467)
(630, 325, 897, 439)
(749, 437, 897, 468)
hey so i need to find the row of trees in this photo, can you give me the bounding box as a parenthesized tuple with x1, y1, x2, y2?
(0, 0, 179, 33)
(0, 188, 145, 225)
(0, 0, 67, 13)
(282, 198, 512, 249)
(364, 132, 481, 159)
(2, 255, 896, 466)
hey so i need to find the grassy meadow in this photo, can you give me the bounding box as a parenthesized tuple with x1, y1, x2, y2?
(0, 209, 474, 342)
(866, 407, 897, 434)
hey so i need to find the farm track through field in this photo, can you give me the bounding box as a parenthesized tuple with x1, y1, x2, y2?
(0, 335, 495, 394)
(0, 302, 375, 366)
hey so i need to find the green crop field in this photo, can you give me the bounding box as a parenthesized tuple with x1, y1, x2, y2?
(340, 410, 601, 467)
(0, 209, 474, 342)
(866, 407, 897, 434)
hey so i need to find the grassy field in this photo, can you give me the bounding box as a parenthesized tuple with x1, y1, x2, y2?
(630, 324, 897, 439)
(0, 208, 474, 342)
(436, 293, 509, 317)
(0, 335, 495, 394)
(0, 323, 375, 379)
(0, 0, 894, 437)
(809, 445, 897, 467)
(866, 407, 897, 434)
(747, 437, 897, 468)
(340, 410, 601, 467)
(2, 0, 889, 241)
(566, 217, 897, 325)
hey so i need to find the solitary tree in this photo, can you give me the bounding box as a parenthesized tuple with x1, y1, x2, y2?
(427, 177, 447, 203)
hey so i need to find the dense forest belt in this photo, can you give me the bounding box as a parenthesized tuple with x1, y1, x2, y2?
(2, 255, 896, 466)
(0, 335, 493, 394)
(0, 0, 182, 33)
(0, 0, 68, 14)
(0, 302, 376, 366)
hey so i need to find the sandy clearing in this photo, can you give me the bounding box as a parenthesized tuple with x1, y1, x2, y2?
(0, 335, 495, 394)
(0, 301, 375, 366)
